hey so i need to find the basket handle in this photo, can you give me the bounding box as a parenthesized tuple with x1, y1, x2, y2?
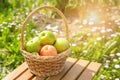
(21, 6, 69, 50)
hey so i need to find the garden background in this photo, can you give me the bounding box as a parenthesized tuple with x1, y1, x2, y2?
(0, 0, 120, 80)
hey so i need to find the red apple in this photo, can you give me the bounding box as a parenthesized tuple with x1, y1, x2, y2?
(40, 45, 57, 56)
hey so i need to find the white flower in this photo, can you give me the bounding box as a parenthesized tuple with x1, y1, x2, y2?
(116, 53, 120, 57)
(106, 29, 112, 32)
(94, 41, 97, 45)
(10, 44, 13, 46)
(10, 22, 16, 26)
(53, 26, 58, 30)
(71, 51, 75, 53)
(118, 26, 120, 29)
(31, 29, 36, 32)
(102, 36, 105, 39)
(83, 42, 88, 46)
(32, 16, 36, 19)
(24, 34, 26, 37)
(74, 19, 79, 24)
(59, 31, 65, 37)
(106, 60, 110, 63)
(109, 77, 112, 79)
(91, 28, 97, 32)
(115, 78, 120, 80)
(115, 20, 119, 23)
(18, 24, 21, 27)
(87, 33, 91, 36)
(113, 59, 118, 62)
(35, 31, 39, 34)
(72, 33, 76, 37)
(46, 25, 52, 30)
(110, 54, 115, 57)
(104, 64, 109, 68)
(116, 22, 120, 25)
(71, 43, 77, 46)
(100, 29, 106, 33)
(26, 12, 28, 15)
(116, 32, 120, 35)
(96, 37, 102, 41)
(52, 29, 59, 32)
(100, 74, 105, 79)
(83, 20, 88, 25)
(91, 29, 96, 32)
(78, 25, 83, 29)
(59, 31, 64, 34)
(115, 64, 120, 69)
(83, 50, 88, 53)
(111, 34, 117, 37)
(88, 21, 94, 25)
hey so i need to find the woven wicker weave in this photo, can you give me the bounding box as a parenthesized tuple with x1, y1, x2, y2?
(21, 6, 70, 78)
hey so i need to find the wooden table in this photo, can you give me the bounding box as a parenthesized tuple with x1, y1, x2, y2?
(3, 57, 101, 80)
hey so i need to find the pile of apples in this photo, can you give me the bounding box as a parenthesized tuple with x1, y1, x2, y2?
(25, 30, 69, 56)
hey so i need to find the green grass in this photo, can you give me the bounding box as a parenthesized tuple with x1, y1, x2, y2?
(0, 0, 120, 80)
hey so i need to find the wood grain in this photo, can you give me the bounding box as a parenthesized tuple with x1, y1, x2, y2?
(3, 57, 102, 80)
(49, 57, 77, 80)
(16, 69, 34, 80)
(77, 62, 102, 80)
(3, 62, 28, 80)
(61, 60, 90, 80)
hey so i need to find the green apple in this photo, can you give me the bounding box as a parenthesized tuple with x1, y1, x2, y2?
(38, 30, 56, 45)
(25, 37, 41, 53)
(54, 38, 69, 53)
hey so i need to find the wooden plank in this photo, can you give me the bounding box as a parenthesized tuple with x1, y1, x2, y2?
(16, 69, 34, 80)
(32, 76, 46, 80)
(3, 57, 102, 80)
(32, 76, 36, 80)
(61, 60, 90, 80)
(77, 62, 102, 80)
(49, 57, 77, 80)
(3, 62, 28, 80)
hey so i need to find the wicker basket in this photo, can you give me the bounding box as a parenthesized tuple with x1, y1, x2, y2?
(21, 6, 71, 78)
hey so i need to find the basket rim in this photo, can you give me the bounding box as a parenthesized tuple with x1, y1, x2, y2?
(21, 47, 71, 62)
